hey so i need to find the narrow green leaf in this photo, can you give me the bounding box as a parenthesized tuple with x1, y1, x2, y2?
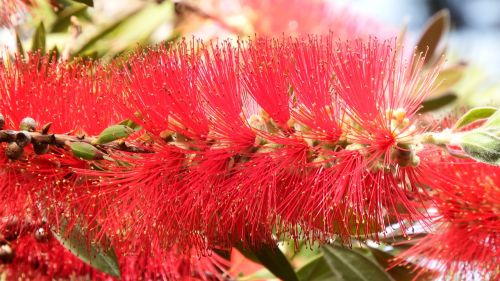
(237, 244, 299, 281)
(52, 220, 121, 277)
(453, 107, 497, 130)
(458, 130, 500, 165)
(297, 255, 338, 281)
(94, 125, 134, 145)
(71, 142, 103, 160)
(15, 32, 24, 57)
(419, 92, 457, 113)
(72, 0, 93, 6)
(321, 245, 394, 281)
(32, 22, 46, 53)
(416, 9, 450, 66)
(72, 1, 174, 57)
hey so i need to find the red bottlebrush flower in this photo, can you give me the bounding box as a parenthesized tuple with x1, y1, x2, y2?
(394, 155, 500, 280)
(0, 54, 123, 255)
(99, 36, 443, 252)
(276, 38, 441, 242)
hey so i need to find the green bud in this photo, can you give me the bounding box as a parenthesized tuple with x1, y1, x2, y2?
(71, 142, 104, 160)
(93, 125, 134, 145)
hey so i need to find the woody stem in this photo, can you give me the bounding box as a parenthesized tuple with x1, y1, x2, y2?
(0, 130, 153, 153)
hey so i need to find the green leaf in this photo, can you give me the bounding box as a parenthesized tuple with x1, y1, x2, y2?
(72, 0, 93, 6)
(297, 255, 338, 281)
(51, 220, 120, 277)
(72, 1, 174, 58)
(32, 22, 46, 53)
(455, 108, 500, 165)
(369, 248, 435, 281)
(321, 245, 394, 281)
(237, 244, 299, 281)
(71, 142, 104, 160)
(93, 125, 134, 145)
(430, 64, 465, 96)
(51, 4, 89, 33)
(453, 107, 497, 130)
(15, 32, 24, 57)
(118, 119, 142, 131)
(458, 129, 500, 165)
(416, 9, 450, 66)
(419, 92, 457, 113)
(484, 108, 500, 128)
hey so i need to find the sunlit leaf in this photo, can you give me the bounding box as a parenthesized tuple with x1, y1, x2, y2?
(455, 109, 500, 165)
(430, 64, 465, 96)
(453, 107, 497, 130)
(72, 1, 174, 58)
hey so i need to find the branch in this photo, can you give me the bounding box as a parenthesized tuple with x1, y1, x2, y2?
(0, 129, 153, 154)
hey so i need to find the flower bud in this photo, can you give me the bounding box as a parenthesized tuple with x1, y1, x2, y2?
(0, 244, 14, 264)
(33, 141, 49, 155)
(19, 117, 37, 132)
(0, 113, 4, 130)
(5, 142, 24, 160)
(15, 131, 31, 147)
(34, 227, 49, 242)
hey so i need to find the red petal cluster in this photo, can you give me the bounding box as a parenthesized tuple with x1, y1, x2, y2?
(396, 154, 500, 280)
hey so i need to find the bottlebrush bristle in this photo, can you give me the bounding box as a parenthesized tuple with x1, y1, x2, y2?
(0, 34, 459, 280)
(394, 153, 500, 280)
(81, 36, 444, 249)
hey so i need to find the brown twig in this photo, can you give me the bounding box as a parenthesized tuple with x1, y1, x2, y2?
(0, 130, 153, 154)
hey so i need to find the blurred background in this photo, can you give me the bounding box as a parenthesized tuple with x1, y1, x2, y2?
(1, 0, 499, 106)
